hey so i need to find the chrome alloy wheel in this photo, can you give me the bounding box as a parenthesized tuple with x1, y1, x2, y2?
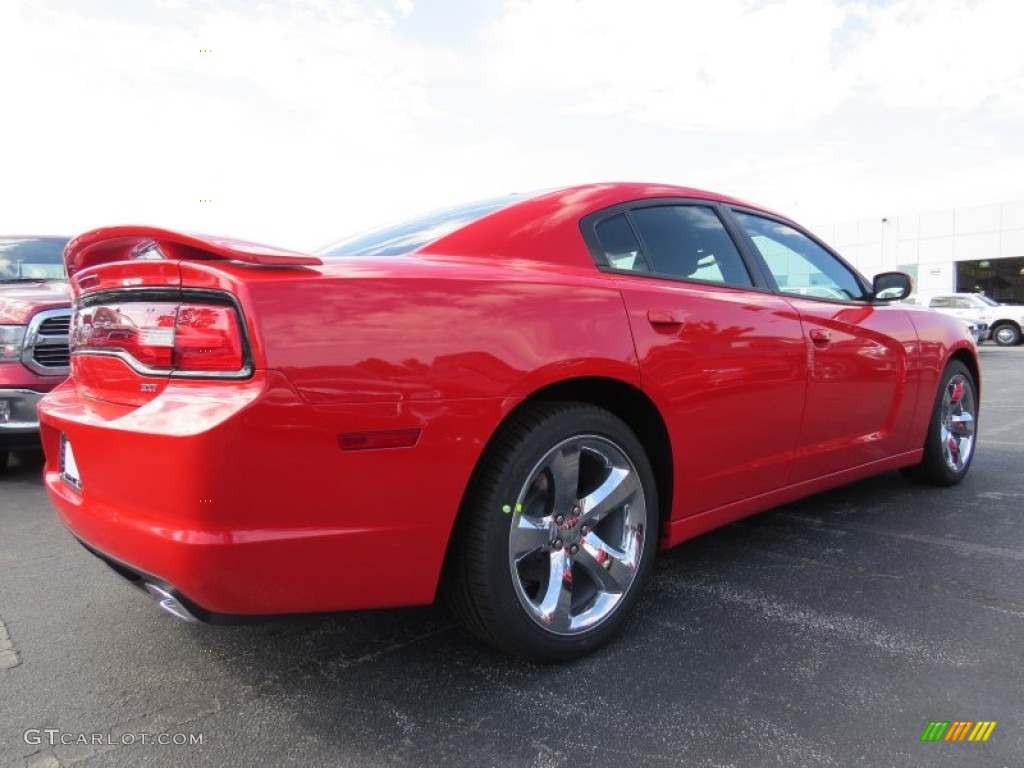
(940, 373, 976, 472)
(507, 435, 647, 635)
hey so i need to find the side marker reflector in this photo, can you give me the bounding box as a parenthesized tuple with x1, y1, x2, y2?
(338, 429, 421, 451)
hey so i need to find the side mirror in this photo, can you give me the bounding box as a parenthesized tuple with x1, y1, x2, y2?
(872, 271, 912, 302)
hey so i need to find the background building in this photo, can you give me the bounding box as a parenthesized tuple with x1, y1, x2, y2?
(811, 201, 1024, 303)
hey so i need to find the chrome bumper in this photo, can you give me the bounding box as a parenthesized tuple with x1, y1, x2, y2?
(0, 388, 45, 434)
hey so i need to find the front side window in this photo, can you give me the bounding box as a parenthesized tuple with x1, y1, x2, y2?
(733, 212, 868, 302)
(929, 297, 954, 308)
(596, 206, 752, 288)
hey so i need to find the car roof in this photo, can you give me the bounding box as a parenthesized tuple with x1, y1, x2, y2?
(416, 182, 785, 268)
(524, 182, 776, 215)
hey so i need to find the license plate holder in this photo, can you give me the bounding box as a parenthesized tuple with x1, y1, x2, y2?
(60, 433, 82, 490)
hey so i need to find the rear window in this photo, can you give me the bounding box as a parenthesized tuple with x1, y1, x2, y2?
(317, 194, 527, 258)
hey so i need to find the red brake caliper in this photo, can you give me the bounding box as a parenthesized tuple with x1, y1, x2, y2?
(947, 437, 960, 461)
(947, 379, 964, 460)
(949, 379, 965, 405)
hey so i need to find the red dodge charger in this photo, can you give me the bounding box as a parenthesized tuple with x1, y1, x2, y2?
(39, 183, 979, 662)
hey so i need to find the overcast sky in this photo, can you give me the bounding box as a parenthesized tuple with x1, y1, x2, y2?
(3, 0, 1023, 249)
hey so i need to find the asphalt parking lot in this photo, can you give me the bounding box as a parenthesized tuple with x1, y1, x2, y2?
(2, 347, 1022, 768)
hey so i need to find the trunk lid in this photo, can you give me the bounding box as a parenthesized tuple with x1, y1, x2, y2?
(65, 226, 321, 406)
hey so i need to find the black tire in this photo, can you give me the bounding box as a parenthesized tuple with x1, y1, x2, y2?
(0, 450, 8, 474)
(991, 323, 1021, 347)
(444, 402, 659, 663)
(901, 360, 978, 486)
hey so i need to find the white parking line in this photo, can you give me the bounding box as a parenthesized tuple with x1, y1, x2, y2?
(0, 614, 20, 670)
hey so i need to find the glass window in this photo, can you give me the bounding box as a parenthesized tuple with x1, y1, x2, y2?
(0, 237, 69, 280)
(627, 206, 752, 287)
(953, 297, 973, 309)
(316, 194, 527, 258)
(929, 296, 954, 308)
(734, 212, 867, 301)
(594, 214, 648, 272)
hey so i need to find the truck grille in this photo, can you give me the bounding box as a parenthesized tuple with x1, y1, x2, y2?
(32, 345, 71, 367)
(22, 308, 72, 376)
(38, 315, 71, 335)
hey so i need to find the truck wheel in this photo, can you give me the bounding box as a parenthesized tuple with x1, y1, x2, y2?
(992, 323, 1021, 346)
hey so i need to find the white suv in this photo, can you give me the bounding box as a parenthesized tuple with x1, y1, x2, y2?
(905, 293, 1024, 346)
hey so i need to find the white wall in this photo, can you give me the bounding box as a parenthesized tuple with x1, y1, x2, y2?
(811, 200, 1024, 294)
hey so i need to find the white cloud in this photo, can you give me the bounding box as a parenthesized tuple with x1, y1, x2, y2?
(484, 0, 1024, 131)
(846, 0, 1024, 118)
(1, 0, 1023, 245)
(484, 0, 852, 132)
(474, 0, 1024, 224)
(0, 0, 462, 244)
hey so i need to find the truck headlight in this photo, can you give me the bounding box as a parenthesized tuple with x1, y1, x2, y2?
(0, 325, 27, 362)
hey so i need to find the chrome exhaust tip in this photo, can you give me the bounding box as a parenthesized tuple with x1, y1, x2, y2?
(144, 583, 199, 623)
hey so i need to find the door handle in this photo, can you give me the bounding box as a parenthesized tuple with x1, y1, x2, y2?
(647, 309, 685, 326)
(809, 328, 831, 345)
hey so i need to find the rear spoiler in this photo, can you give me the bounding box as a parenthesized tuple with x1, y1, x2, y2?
(64, 225, 322, 275)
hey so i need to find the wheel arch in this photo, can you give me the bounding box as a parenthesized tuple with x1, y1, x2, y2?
(440, 375, 674, 590)
(514, 376, 674, 525)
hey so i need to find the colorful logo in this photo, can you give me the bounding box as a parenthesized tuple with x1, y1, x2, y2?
(921, 721, 997, 742)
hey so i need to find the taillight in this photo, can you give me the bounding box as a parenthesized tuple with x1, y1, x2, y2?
(173, 305, 244, 371)
(72, 299, 247, 375)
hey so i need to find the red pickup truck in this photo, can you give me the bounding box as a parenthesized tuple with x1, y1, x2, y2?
(0, 237, 72, 471)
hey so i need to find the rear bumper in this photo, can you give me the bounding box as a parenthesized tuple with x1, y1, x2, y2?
(76, 538, 258, 624)
(38, 370, 503, 618)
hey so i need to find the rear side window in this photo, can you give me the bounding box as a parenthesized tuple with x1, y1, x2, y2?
(595, 214, 649, 272)
(734, 212, 868, 302)
(595, 206, 752, 288)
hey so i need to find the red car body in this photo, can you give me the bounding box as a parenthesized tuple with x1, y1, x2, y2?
(39, 183, 978, 641)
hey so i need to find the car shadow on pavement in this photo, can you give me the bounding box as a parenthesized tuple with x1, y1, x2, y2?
(1, 450, 45, 485)
(134, 464, 1022, 765)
